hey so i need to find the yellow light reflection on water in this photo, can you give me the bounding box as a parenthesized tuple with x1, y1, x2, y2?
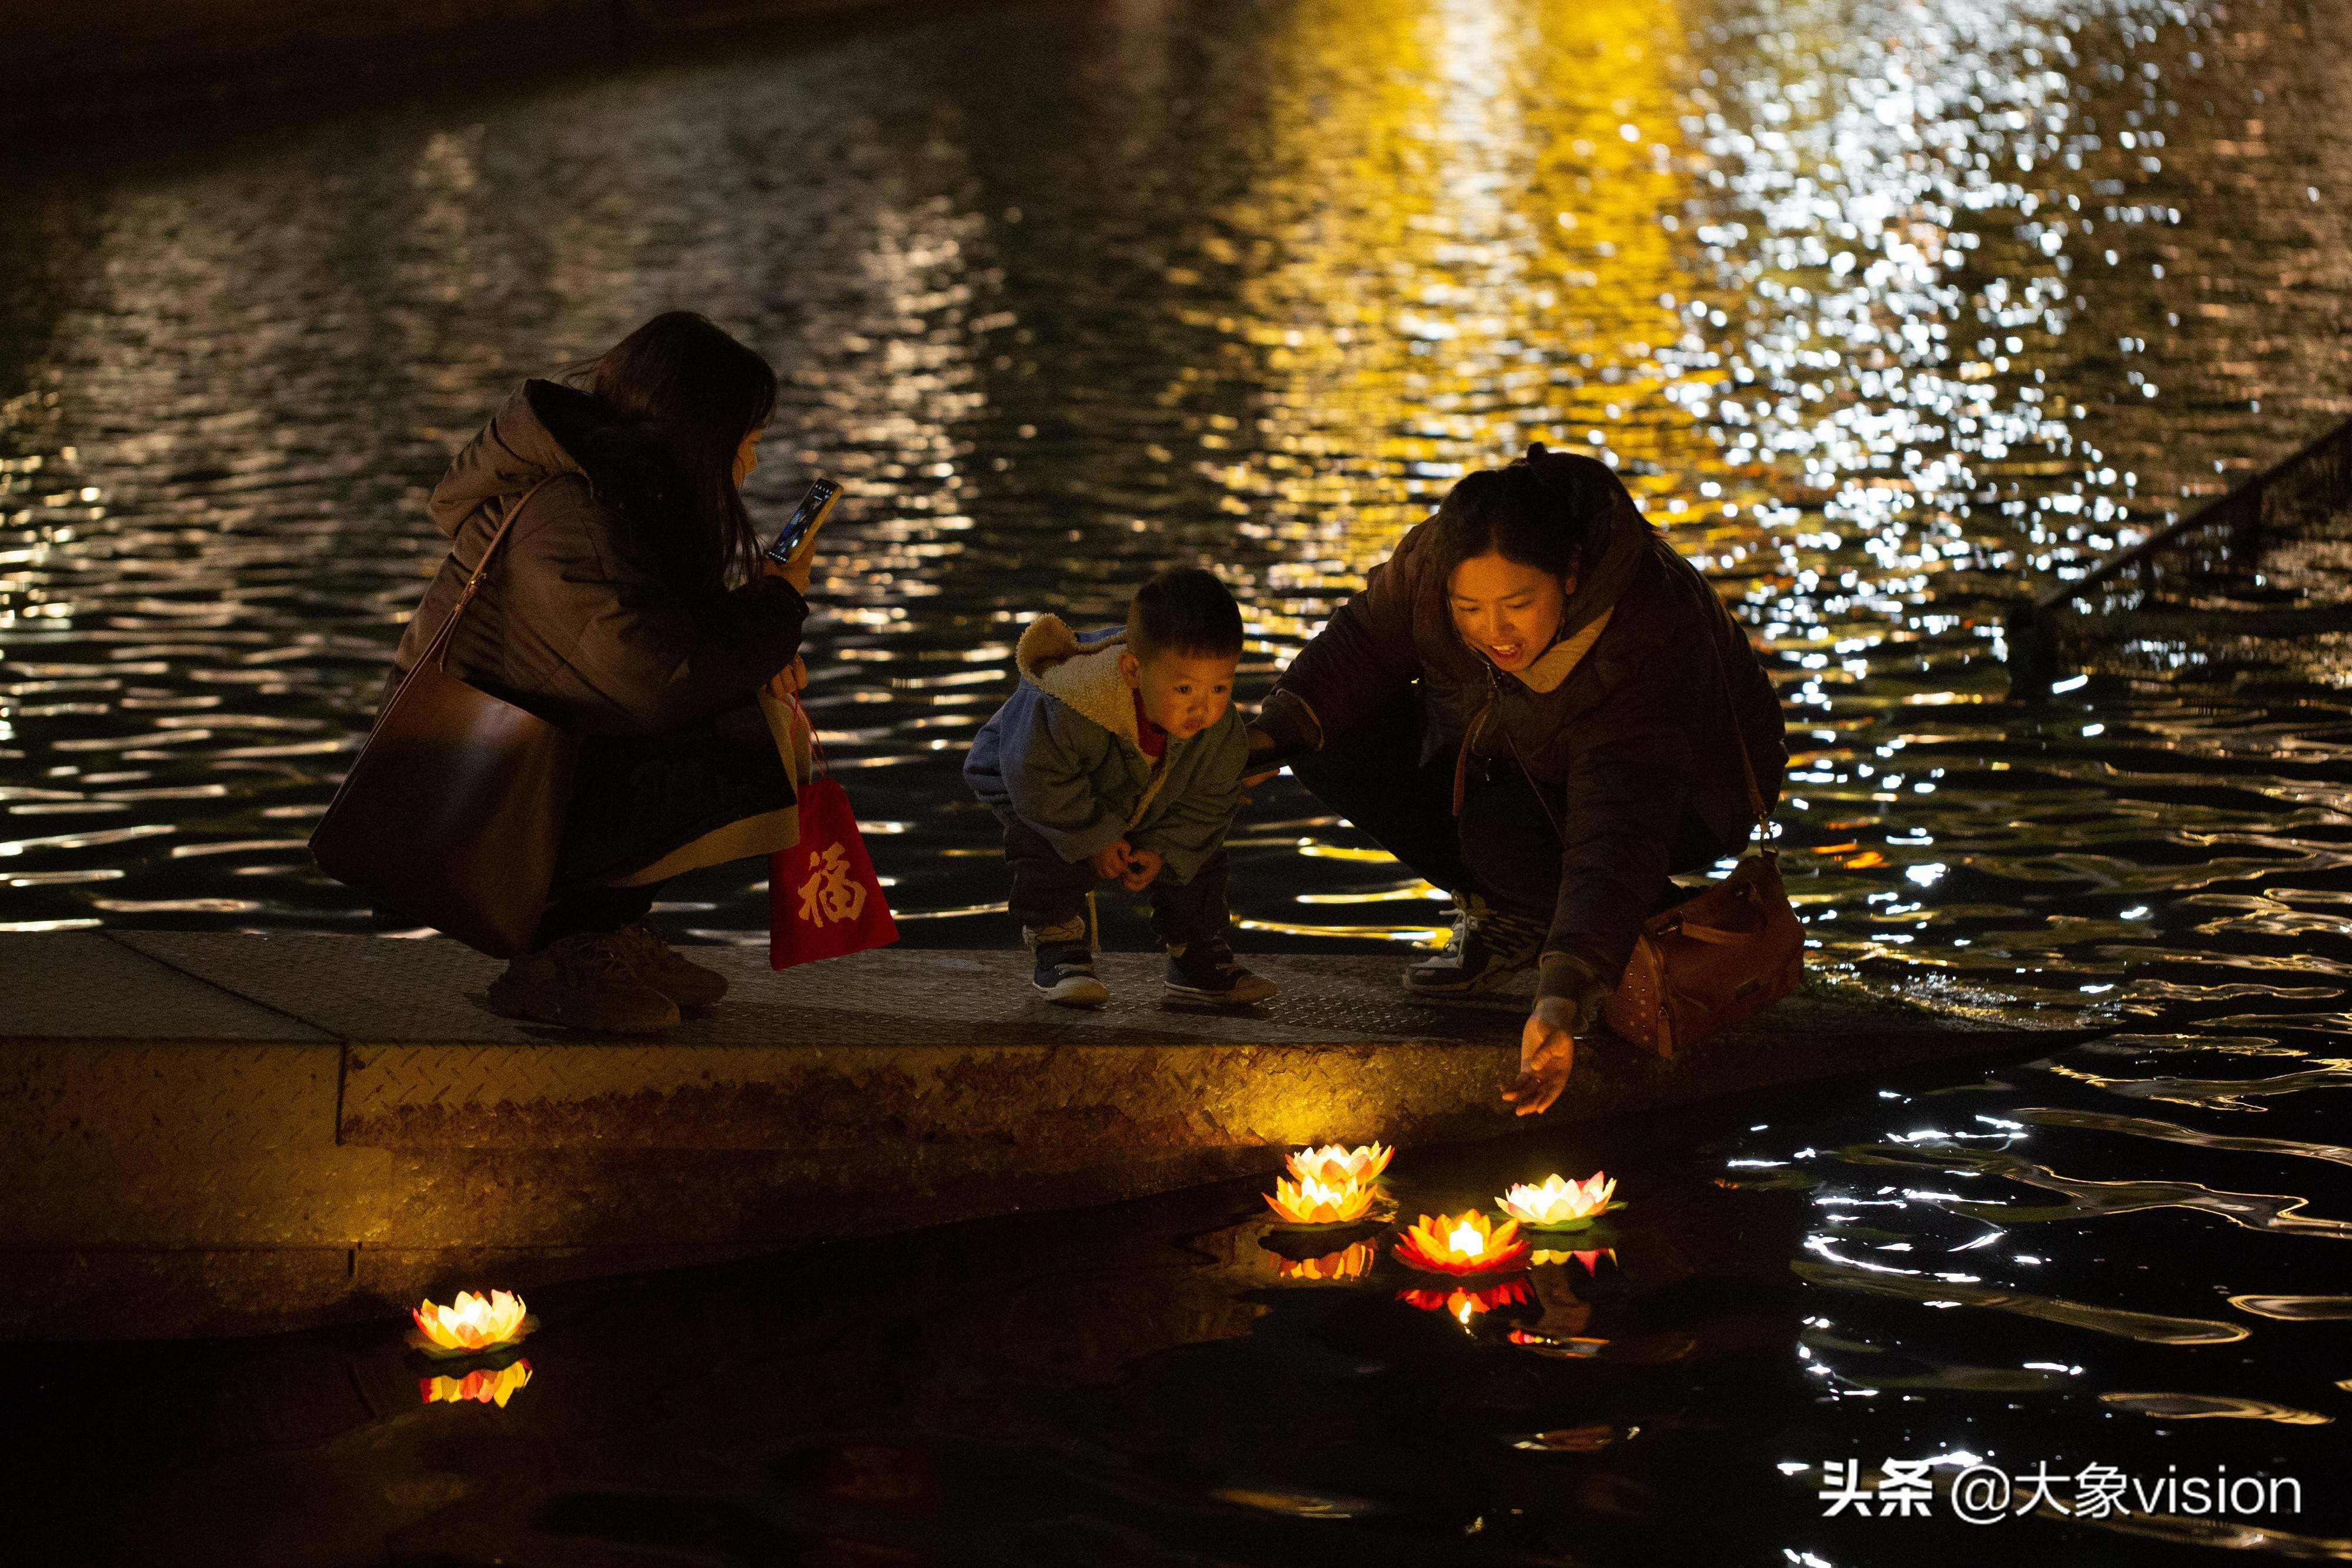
(1198, 0, 1718, 616)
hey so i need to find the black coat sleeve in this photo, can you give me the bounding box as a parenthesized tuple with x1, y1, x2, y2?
(1533, 643, 1701, 1025)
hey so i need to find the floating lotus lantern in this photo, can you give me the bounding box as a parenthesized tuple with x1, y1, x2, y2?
(1497, 1172, 1621, 1230)
(1286, 1142, 1393, 1189)
(409, 1289, 534, 1357)
(1264, 1173, 1377, 1225)
(420, 1359, 533, 1407)
(1398, 1277, 1534, 1325)
(1274, 1241, 1378, 1283)
(1392, 1210, 1530, 1276)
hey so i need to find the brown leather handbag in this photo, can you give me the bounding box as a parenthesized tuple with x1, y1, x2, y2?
(310, 478, 573, 957)
(1598, 657, 1804, 1059)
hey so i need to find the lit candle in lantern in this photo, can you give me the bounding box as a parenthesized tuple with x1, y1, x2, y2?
(420, 1359, 533, 1407)
(409, 1289, 534, 1356)
(1264, 1174, 1377, 1225)
(1496, 1172, 1621, 1229)
(1286, 1141, 1393, 1189)
(1392, 1209, 1531, 1275)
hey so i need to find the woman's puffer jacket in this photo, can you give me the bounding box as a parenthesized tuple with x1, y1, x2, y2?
(390, 379, 805, 738)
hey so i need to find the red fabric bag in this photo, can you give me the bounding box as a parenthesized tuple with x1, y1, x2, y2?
(769, 704, 899, 969)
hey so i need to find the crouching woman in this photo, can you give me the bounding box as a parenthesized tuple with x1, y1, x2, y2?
(387, 312, 813, 1032)
(1250, 444, 1787, 1113)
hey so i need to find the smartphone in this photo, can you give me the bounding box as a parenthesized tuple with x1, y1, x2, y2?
(763, 478, 840, 566)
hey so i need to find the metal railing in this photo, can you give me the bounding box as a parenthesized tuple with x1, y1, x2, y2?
(2004, 415, 2352, 699)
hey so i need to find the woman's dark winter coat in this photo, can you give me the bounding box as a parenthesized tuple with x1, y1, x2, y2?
(390, 379, 806, 737)
(1260, 453, 1787, 1011)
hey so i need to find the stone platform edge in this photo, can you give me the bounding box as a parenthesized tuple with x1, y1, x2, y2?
(0, 933, 2087, 1339)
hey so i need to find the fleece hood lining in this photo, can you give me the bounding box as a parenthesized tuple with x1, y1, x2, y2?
(1014, 613, 1144, 753)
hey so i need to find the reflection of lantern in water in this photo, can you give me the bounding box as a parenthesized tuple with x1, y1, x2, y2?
(1532, 1247, 1618, 1272)
(1398, 1277, 1534, 1325)
(1274, 1241, 1379, 1282)
(1287, 1142, 1393, 1189)
(410, 1289, 533, 1354)
(1265, 1174, 1377, 1225)
(420, 1359, 533, 1407)
(1498, 1172, 1619, 1229)
(1393, 1210, 1530, 1275)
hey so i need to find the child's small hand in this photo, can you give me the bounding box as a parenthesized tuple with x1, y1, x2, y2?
(1120, 847, 1163, 892)
(1090, 840, 1133, 880)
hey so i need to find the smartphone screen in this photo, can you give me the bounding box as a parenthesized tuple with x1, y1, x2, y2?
(764, 479, 840, 566)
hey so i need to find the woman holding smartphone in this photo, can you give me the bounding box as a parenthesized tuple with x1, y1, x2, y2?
(387, 311, 821, 1032)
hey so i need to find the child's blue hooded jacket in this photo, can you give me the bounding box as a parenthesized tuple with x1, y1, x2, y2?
(964, 614, 1247, 883)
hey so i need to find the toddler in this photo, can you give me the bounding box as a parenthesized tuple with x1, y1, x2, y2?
(965, 567, 1276, 1007)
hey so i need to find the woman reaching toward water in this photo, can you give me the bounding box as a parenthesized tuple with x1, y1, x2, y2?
(1250, 444, 1787, 1114)
(386, 311, 814, 1032)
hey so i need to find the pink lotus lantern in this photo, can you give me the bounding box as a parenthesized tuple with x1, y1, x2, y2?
(1392, 1210, 1531, 1276)
(1286, 1142, 1393, 1189)
(409, 1289, 534, 1356)
(1497, 1172, 1621, 1230)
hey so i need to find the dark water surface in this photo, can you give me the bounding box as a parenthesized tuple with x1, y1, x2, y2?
(8, 1071, 2351, 1566)
(4, 0, 2350, 1560)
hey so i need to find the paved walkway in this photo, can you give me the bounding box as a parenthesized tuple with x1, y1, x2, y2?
(0, 933, 2084, 1339)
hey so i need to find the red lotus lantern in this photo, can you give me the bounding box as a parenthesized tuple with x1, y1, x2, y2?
(1392, 1210, 1531, 1276)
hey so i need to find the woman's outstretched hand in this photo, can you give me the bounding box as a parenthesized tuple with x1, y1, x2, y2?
(1502, 997, 1579, 1116)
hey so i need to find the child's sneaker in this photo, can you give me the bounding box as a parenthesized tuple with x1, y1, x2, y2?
(1032, 941, 1110, 1007)
(1164, 941, 1278, 1005)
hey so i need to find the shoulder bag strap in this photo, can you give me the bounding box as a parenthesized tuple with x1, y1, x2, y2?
(420, 474, 566, 670)
(382, 474, 565, 715)
(1711, 614, 1771, 838)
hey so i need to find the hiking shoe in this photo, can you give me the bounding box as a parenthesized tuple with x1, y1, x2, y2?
(1164, 942, 1278, 1005)
(609, 921, 729, 1009)
(487, 932, 682, 1033)
(1404, 892, 1549, 996)
(1032, 942, 1110, 1008)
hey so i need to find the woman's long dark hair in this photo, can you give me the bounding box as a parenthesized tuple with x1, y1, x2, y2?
(1429, 442, 1615, 588)
(579, 311, 777, 589)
